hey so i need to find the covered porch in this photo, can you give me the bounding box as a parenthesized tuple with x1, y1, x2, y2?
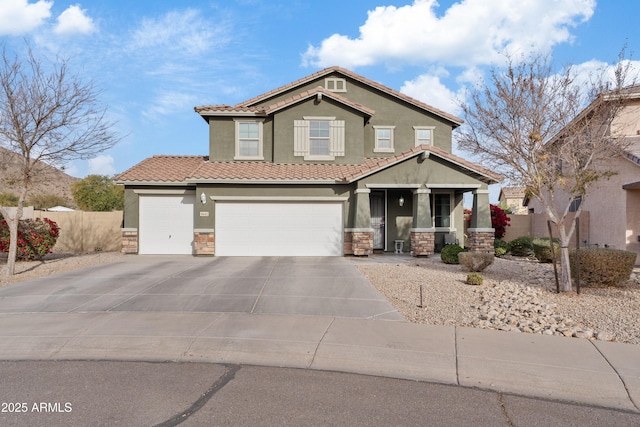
(346, 185, 494, 256)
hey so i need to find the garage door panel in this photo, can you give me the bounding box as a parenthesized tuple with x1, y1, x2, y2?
(139, 195, 195, 255)
(216, 202, 342, 256)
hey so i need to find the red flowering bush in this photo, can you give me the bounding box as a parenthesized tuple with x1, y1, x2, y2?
(464, 205, 511, 239)
(0, 217, 60, 260)
(490, 204, 510, 239)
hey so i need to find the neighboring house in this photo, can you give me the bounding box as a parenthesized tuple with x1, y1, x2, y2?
(115, 67, 501, 256)
(498, 187, 527, 214)
(526, 85, 640, 258)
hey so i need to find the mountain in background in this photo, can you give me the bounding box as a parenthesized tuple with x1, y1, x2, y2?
(0, 147, 79, 208)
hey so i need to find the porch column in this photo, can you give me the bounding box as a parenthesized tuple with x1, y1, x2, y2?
(468, 189, 494, 253)
(348, 188, 373, 256)
(410, 189, 435, 256)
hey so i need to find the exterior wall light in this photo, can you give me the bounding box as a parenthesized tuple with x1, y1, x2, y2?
(399, 196, 405, 207)
(200, 192, 207, 204)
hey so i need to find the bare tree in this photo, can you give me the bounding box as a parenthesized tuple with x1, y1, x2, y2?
(457, 51, 635, 292)
(0, 43, 119, 276)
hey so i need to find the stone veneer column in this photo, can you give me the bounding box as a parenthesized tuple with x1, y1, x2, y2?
(121, 228, 138, 254)
(194, 229, 215, 255)
(410, 189, 435, 256)
(410, 231, 435, 256)
(466, 231, 495, 253)
(468, 189, 495, 253)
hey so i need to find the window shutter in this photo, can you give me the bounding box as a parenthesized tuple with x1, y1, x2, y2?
(329, 120, 345, 156)
(294, 120, 309, 156)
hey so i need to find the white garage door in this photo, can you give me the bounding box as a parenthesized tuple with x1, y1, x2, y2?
(139, 194, 195, 254)
(216, 202, 343, 256)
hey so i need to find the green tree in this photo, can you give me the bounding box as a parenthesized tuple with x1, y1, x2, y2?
(0, 192, 19, 207)
(72, 175, 124, 211)
(29, 194, 71, 210)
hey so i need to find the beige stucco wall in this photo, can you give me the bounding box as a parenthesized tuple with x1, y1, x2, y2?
(34, 210, 123, 253)
(611, 99, 640, 135)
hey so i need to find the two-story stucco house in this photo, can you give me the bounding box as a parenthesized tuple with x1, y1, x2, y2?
(526, 85, 640, 259)
(115, 67, 501, 256)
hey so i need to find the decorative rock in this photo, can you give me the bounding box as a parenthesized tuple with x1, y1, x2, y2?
(472, 281, 602, 341)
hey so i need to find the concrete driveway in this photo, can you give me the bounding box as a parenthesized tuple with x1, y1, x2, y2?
(0, 256, 403, 320)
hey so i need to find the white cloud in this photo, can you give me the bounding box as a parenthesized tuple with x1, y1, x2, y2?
(302, 0, 595, 69)
(0, 0, 52, 35)
(401, 72, 465, 116)
(53, 4, 95, 35)
(88, 155, 116, 176)
(142, 90, 198, 118)
(129, 9, 229, 57)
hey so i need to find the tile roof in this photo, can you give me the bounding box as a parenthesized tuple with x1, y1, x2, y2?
(115, 155, 207, 183)
(115, 145, 502, 185)
(235, 66, 464, 126)
(499, 187, 526, 198)
(195, 86, 376, 117)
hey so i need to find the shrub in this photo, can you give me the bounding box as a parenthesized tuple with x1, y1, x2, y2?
(490, 204, 510, 239)
(508, 236, 534, 257)
(458, 252, 495, 272)
(441, 244, 466, 264)
(0, 217, 60, 260)
(569, 248, 637, 287)
(466, 272, 483, 286)
(494, 238, 509, 257)
(532, 237, 560, 263)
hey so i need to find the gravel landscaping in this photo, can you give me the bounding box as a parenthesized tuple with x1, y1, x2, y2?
(2, 251, 639, 345)
(357, 255, 640, 345)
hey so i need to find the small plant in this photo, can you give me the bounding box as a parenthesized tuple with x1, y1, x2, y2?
(569, 248, 637, 287)
(494, 238, 509, 257)
(466, 272, 483, 286)
(441, 244, 466, 264)
(508, 236, 534, 257)
(532, 237, 560, 263)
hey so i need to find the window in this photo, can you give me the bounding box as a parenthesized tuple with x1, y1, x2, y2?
(234, 120, 263, 160)
(413, 126, 434, 146)
(373, 126, 395, 152)
(433, 193, 451, 228)
(569, 196, 582, 212)
(294, 117, 345, 160)
(325, 78, 346, 92)
(309, 120, 330, 155)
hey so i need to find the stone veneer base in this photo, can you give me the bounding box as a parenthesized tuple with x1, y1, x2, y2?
(467, 231, 494, 253)
(410, 231, 435, 256)
(121, 230, 138, 254)
(194, 231, 215, 256)
(347, 231, 373, 256)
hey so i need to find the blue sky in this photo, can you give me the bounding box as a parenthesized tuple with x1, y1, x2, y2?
(1, 0, 639, 201)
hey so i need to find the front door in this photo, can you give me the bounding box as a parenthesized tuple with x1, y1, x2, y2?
(370, 191, 385, 250)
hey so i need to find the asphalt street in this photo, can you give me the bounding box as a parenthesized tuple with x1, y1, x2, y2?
(1, 361, 638, 427)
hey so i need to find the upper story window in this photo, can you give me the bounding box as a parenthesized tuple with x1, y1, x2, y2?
(569, 196, 582, 212)
(294, 116, 345, 161)
(325, 78, 347, 92)
(234, 119, 263, 160)
(414, 126, 434, 146)
(309, 120, 330, 155)
(373, 125, 395, 153)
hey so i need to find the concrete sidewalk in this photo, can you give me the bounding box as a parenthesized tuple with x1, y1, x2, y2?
(0, 310, 638, 412)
